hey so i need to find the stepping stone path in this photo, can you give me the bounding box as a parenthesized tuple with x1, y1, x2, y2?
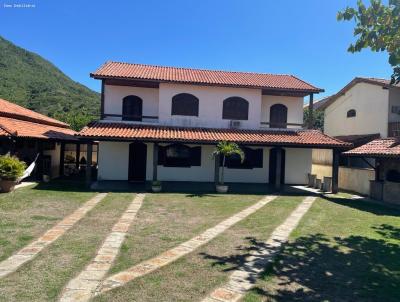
(95, 195, 278, 296)
(202, 196, 316, 302)
(0, 193, 108, 279)
(59, 193, 145, 302)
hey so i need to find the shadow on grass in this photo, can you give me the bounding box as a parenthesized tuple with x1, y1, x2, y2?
(200, 225, 400, 302)
(322, 194, 400, 217)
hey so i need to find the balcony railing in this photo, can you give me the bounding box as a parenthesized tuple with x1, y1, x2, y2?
(388, 122, 400, 137)
(102, 114, 159, 122)
(260, 122, 304, 129)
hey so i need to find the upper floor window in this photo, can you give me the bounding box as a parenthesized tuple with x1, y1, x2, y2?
(123, 95, 143, 121)
(222, 97, 249, 120)
(270, 104, 288, 128)
(171, 93, 199, 116)
(347, 109, 356, 118)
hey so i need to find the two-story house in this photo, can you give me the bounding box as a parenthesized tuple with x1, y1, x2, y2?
(311, 77, 400, 196)
(78, 62, 348, 191)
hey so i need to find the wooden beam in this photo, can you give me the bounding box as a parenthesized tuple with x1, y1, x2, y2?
(275, 147, 283, 191)
(332, 149, 340, 193)
(214, 153, 220, 184)
(86, 143, 93, 185)
(153, 142, 158, 181)
(59, 142, 65, 177)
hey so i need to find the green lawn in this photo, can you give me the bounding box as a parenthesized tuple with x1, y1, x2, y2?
(0, 181, 95, 261)
(94, 196, 303, 302)
(243, 196, 400, 302)
(1, 181, 400, 302)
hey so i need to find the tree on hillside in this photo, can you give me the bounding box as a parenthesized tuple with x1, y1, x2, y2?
(337, 0, 400, 84)
(304, 108, 324, 131)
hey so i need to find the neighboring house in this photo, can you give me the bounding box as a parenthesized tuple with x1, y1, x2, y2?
(0, 98, 90, 179)
(311, 77, 400, 195)
(78, 62, 349, 191)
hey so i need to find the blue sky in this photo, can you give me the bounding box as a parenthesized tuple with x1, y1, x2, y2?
(0, 0, 392, 101)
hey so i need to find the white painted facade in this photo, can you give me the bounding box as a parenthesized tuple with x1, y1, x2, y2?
(103, 83, 303, 130)
(97, 82, 315, 184)
(97, 141, 312, 184)
(324, 82, 400, 138)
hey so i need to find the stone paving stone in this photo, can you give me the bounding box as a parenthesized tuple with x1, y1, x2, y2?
(95, 195, 278, 296)
(0, 193, 108, 279)
(58, 193, 145, 302)
(202, 196, 316, 302)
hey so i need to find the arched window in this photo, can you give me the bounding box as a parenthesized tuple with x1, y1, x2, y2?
(269, 104, 288, 128)
(222, 97, 249, 120)
(122, 95, 143, 121)
(171, 93, 199, 116)
(347, 109, 356, 118)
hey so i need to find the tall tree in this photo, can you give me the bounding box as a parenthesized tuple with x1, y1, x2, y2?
(337, 0, 400, 83)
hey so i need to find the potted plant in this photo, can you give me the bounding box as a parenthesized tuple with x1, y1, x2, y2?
(212, 141, 244, 193)
(0, 155, 26, 193)
(151, 180, 162, 192)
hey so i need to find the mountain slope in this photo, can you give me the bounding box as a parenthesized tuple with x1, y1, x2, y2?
(0, 36, 99, 130)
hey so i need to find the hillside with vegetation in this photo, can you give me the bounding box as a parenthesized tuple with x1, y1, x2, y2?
(0, 36, 99, 130)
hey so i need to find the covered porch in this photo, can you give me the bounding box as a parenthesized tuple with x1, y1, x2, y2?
(78, 122, 350, 192)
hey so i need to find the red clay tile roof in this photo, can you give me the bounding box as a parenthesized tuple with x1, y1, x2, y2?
(0, 117, 77, 140)
(78, 122, 350, 148)
(0, 98, 69, 128)
(91, 61, 323, 93)
(343, 138, 400, 158)
(334, 133, 381, 147)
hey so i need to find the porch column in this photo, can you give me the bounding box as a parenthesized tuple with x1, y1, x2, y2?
(153, 142, 158, 181)
(332, 149, 340, 194)
(59, 142, 65, 177)
(375, 158, 381, 181)
(85, 142, 93, 185)
(35, 140, 44, 181)
(308, 93, 314, 129)
(275, 147, 283, 191)
(75, 143, 80, 170)
(214, 153, 220, 184)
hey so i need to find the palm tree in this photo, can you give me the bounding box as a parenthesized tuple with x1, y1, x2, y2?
(212, 141, 244, 185)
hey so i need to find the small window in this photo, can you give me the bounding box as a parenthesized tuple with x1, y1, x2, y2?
(171, 93, 199, 116)
(222, 97, 249, 120)
(158, 144, 201, 167)
(347, 109, 356, 118)
(222, 147, 263, 169)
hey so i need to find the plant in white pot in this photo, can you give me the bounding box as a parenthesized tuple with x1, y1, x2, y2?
(0, 155, 26, 193)
(151, 180, 162, 192)
(212, 141, 244, 193)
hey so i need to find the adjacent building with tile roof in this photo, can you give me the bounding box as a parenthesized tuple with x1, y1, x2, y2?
(80, 61, 347, 192)
(310, 77, 400, 199)
(0, 98, 85, 180)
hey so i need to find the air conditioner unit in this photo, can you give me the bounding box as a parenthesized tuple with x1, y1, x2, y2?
(230, 120, 241, 128)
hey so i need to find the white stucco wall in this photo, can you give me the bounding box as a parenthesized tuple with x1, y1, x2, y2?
(261, 95, 304, 128)
(103, 83, 305, 130)
(324, 82, 389, 137)
(158, 83, 262, 129)
(388, 87, 400, 123)
(97, 141, 129, 180)
(284, 148, 312, 184)
(97, 141, 311, 184)
(103, 85, 159, 121)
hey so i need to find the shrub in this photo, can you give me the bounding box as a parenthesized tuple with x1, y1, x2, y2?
(0, 155, 26, 181)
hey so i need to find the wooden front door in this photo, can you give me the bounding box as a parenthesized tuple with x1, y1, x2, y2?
(128, 142, 147, 182)
(269, 148, 285, 185)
